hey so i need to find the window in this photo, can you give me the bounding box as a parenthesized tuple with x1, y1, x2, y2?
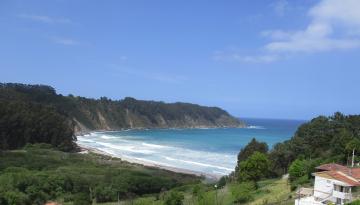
(334, 184, 341, 191)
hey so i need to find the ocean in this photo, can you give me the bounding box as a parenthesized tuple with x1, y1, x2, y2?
(77, 118, 305, 176)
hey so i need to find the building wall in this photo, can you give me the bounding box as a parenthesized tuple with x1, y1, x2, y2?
(313, 176, 335, 202)
(313, 176, 351, 203)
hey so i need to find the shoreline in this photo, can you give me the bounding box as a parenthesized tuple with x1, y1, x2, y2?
(74, 125, 248, 136)
(77, 143, 222, 182)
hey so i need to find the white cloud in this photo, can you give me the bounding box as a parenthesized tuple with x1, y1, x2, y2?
(216, 0, 360, 64)
(264, 0, 360, 53)
(52, 37, 80, 46)
(18, 14, 72, 24)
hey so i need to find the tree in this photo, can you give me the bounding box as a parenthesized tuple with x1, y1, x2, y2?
(235, 138, 268, 175)
(288, 158, 319, 190)
(288, 159, 310, 181)
(217, 176, 227, 188)
(346, 138, 360, 166)
(0, 100, 76, 151)
(164, 191, 184, 205)
(237, 138, 268, 162)
(346, 138, 360, 154)
(237, 152, 271, 182)
(266, 113, 360, 178)
(231, 181, 255, 204)
(269, 142, 294, 175)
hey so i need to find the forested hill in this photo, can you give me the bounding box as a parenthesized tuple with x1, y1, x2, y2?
(268, 112, 360, 177)
(230, 112, 360, 193)
(0, 83, 244, 134)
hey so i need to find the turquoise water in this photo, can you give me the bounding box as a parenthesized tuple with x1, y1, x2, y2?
(77, 118, 305, 176)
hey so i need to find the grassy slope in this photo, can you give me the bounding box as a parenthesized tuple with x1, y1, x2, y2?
(248, 178, 293, 205)
(0, 144, 200, 204)
(97, 178, 294, 205)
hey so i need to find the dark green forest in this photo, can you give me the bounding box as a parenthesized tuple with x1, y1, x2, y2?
(232, 112, 360, 193)
(0, 85, 76, 151)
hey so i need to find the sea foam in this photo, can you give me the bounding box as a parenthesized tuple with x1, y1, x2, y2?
(77, 120, 301, 176)
(77, 131, 236, 175)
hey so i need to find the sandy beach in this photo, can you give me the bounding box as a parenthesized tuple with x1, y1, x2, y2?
(77, 142, 221, 182)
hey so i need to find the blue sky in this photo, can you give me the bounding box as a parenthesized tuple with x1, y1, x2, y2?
(1, 0, 360, 120)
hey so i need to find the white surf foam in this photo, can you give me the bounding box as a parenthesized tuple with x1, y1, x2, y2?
(164, 157, 233, 171)
(246, 125, 266, 129)
(97, 142, 156, 154)
(142, 142, 168, 149)
(78, 132, 237, 175)
(100, 135, 117, 140)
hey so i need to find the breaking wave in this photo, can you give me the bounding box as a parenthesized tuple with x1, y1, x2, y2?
(77, 132, 236, 175)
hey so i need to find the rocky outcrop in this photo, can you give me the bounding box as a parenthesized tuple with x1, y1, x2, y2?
(71, 98, 245, 133)
(0, 83, 245, 134)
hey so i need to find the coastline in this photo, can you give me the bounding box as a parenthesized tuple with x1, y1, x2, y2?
(77, 142, 222, 182)
(74, 124, 247, 137)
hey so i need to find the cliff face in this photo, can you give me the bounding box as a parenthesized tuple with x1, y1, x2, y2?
(0, 83, 245, 134)
(71, 97, 245, 133)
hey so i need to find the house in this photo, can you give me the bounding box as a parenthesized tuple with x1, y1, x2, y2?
(295, 163, 360, 205)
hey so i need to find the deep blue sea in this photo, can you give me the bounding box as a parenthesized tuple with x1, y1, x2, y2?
(77, 118, 305, 176)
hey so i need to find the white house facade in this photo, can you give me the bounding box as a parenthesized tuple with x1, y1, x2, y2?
(295, 163, 360, 205)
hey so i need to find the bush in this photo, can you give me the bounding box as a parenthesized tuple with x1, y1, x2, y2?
(290, 175, 310, 191)
(217, 176, 227, 188)
(288, 158, 320, 190)
(164, 191, 184, 205)
(231, 182, 256, 203)
(237, 152, 271, 182)
(72, 193, 92, 205)
(94, 185, 116, 202)
(288, 159, 310, 180)
(2, 191, 30, 205)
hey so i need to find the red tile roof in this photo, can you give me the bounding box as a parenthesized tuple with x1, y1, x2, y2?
(316, 163, 349, 173)
(314, 171, 360, 186)
(350, 168, 360, 179)
(314, 163, 360, 186)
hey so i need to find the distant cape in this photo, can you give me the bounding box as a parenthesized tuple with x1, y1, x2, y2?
(0, 83, 245, 134)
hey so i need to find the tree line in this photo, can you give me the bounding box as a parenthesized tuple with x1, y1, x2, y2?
(227, 112, 360, 201)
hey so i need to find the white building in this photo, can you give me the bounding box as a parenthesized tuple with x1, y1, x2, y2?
(295, 163, 360, 205)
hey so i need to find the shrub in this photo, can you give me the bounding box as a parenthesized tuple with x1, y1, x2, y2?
(237, 152, 271, 182)
(288, 158, 320, 190)
(231, 182, 256, 203)
(217, 176, 227, 188)
(164, 191, 184, 205)
(72, 193, 92, 205)
(2, 191, 30, 205)
(348, 200, 360, 205)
